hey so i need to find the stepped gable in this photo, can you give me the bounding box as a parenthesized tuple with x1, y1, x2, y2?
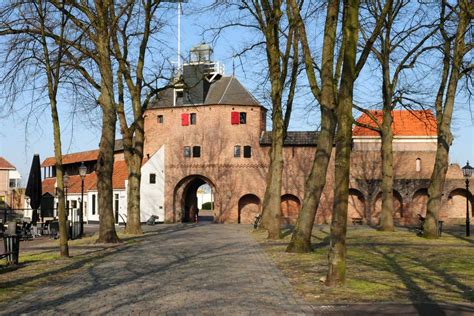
(353, 110, 437, 137)
(260, 131, 319, 146)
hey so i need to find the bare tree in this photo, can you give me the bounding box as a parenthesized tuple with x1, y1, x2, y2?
(111, 0, 165, 235)
(353, 0, 439, 231)
(424, 0, 472, 238)
(0, 0, 72, 256)
(286, 0, 391, 253)
(238, 0, 299, 239)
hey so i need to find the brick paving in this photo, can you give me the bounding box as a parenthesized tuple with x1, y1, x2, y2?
(0, 224, 314, 315)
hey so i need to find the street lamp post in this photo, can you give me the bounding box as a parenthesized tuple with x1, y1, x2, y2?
(63, 172, 70, 219)
(79, 162, 87, 237)
(462, 161, 473, 237)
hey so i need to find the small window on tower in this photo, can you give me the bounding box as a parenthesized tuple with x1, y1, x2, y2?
(240, 112, 247, 124)
(193, 146, 201, 158)
(157, 115, 164, 124)
(184, 146, 191, 158)
(150, 173, 156, 184)
(234, 145, 241, 157)
(243, 146, 252, 158)
(190, 113, 197, 125)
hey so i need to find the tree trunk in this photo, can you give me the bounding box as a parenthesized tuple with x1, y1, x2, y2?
(261, 116, 284, 239)
(379, 90, 394, 231)
(95, 0, 119, 244)
(286, 0, 339, 253)
(379, 113, 394, 231)
(96, 104, 120, 244)
(51, 108, 69, 257)
(325, 0, 359, 287)
(260, 3, 285, 240)
(125, 125, 144, 235)
(424, 131, 451, 238)
(287, 107, 336, 252)
(424, 1, 468, 238)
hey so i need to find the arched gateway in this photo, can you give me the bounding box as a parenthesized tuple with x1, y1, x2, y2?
(173, 175, 216, 222)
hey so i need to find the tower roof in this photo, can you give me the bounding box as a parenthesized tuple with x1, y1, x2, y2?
(149, 76, 259, 108)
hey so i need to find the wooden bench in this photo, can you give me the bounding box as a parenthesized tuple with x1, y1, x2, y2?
(352, 217, 363, 225)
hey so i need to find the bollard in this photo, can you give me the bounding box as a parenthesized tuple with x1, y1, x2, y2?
(3, 235, 20, 265)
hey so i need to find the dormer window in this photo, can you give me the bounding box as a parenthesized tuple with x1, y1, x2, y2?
(175, 89, 184, 106)
(416, 158, 421, 172)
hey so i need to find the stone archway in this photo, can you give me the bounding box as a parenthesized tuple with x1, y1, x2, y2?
(174, 175, 216, 222)
(441, 189, 473, 223)
(238, 194, 260, 224)
(373, 190, 403, 224)
(281, 194, 300, 224)
(348, 188, 365, 223)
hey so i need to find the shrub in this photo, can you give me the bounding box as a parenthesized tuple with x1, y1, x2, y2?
(201, 202, 213, 210)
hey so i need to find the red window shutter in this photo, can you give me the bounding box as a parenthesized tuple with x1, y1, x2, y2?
(231, 111, 240, 125)
(181, 113, 189, 126)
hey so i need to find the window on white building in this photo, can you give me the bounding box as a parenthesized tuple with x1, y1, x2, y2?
(92, 194, 96, 215)
(9, 179, 17, 188)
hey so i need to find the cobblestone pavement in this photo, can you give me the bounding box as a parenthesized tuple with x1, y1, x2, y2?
(1, 223, 314, 315)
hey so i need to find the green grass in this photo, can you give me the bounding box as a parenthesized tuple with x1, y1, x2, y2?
(254, 226, 474, 304)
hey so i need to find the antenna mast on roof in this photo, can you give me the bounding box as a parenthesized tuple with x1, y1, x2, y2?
(163, 0, 188, 74)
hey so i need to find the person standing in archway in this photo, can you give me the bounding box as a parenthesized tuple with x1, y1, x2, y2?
(193, 203, 199, 223)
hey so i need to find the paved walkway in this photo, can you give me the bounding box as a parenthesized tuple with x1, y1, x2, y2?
(1, 224, 313, 315)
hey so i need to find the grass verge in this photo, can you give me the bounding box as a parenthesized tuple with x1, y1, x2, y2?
(253, 226, 474, 304)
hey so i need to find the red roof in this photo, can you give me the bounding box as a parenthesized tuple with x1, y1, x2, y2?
(0, 157, 15, 170)
(42, 178, 56, 195)
(41, 150, 100, 167)
(41, 160, 128, 194)
(353, 110, 437, 137)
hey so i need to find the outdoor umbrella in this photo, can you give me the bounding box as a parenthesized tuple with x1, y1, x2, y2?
(25, 154, 42, 225)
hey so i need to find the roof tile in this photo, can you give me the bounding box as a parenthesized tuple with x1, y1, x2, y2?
(0, 157, 15, 170)
(353, 110, 437, 137)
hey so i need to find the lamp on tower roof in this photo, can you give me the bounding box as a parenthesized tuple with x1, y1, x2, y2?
(462, 161, 473, 237)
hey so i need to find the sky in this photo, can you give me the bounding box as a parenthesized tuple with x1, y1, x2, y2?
(0, 1, 472, 185)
